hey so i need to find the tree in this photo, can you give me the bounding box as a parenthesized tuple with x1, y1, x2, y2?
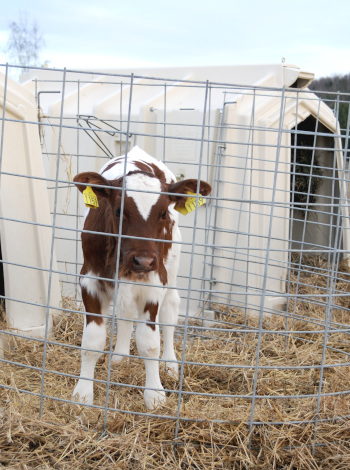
(5, 12, 45, 74)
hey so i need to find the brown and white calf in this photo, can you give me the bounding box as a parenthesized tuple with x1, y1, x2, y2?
(72, 146, 211, 409)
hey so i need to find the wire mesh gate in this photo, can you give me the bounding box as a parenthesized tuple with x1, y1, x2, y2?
(0, 64, 350, 456)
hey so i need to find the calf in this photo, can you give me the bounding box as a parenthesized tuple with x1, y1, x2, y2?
(72, 146, 211, 409)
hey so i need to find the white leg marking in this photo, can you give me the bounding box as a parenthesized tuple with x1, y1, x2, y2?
(80, 271, 100, 298)
(112, 318, 133, 364)
(73, 320, 107, 405)
(112, 286, 137, 364)
(136, 321, 165, 409)
(159, 289, 180, 379)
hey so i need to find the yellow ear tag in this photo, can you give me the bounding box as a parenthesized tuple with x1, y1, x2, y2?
(175, 192, 205, 215)
(83, 186, 99, 209)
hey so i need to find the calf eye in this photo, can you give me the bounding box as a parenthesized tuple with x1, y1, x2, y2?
(116, 208, 121, 217)
(161, 210, 167, 220)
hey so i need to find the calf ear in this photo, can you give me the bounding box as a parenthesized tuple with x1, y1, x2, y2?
(168, 179, 212, 204)
(73, 172, 112, 198)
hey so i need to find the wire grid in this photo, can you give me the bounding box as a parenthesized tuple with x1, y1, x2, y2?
(0, 64, 350, 448)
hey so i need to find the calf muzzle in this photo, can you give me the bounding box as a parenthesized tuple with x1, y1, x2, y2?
(131, 255, 156, 272)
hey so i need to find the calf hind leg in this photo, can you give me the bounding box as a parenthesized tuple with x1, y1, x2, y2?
(159, 289, 180, 379)
(112, 293, 137, 364)
(136, 303, 165, 409)
(112, 317, 133, 364)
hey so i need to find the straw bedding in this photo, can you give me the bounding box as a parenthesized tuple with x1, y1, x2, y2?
(0, 257, 350, 469)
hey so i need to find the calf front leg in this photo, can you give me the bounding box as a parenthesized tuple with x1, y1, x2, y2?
(73, 286, 107, 405)
(136, 302, 165, 409)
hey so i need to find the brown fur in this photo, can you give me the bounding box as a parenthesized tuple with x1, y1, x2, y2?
(73, 169, 211, 324)
(144, 302, 159, 331)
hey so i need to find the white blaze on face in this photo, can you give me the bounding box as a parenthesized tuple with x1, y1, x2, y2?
(126, 173, 162, 220)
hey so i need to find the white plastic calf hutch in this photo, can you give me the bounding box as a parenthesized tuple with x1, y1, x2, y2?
(0, 71, 61, 344)
(20, 63, 349, 321)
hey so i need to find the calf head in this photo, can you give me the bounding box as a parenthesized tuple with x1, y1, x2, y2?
(74, 170, 211, 280)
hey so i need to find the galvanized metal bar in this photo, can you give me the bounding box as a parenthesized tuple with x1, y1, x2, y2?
(102, 73, 135, 431)
(39, 67, 67, 416)
(248, 86, 287, 438)
(174, 80, 210, 440)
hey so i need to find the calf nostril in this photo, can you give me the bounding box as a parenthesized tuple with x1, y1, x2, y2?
(133, 256, 155, 271)
(133, 256, 141, 266)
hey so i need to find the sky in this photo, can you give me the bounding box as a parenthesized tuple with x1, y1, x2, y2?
(0, 0, 349, 80)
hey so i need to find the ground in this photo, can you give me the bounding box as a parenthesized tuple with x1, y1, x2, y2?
(0, 257, 350, 469)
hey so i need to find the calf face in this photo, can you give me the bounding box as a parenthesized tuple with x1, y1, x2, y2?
(72, 152, 211, 409)
(73, 170, 211, 282)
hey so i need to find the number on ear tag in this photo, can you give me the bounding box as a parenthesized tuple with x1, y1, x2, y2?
(83, 186, 99, 209)
(175, 192, 205, 215)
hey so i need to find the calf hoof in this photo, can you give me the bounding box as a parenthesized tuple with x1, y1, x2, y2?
(72, 381, 93, 405)
(144, 387, 166, 410)
(111, 353, 126, 365)
(165, 361, 179, 380)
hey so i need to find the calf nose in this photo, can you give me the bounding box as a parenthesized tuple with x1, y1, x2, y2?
(132, 256, 156, 271)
